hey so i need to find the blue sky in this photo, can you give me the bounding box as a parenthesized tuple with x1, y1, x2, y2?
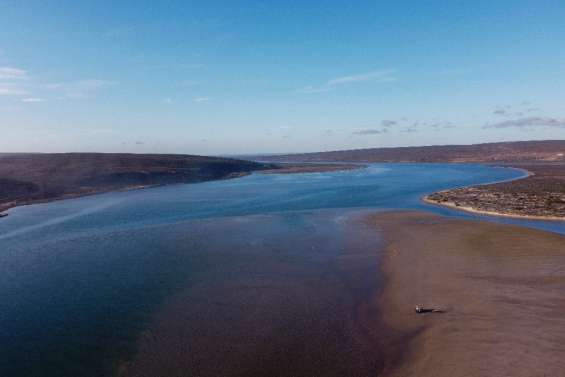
(1, 0, 565, 154)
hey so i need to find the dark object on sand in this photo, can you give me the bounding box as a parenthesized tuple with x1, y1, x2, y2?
(0, 213, 7, 218)
(415, 305, 445, 314)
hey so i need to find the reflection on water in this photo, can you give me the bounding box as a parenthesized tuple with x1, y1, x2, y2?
(0, 164, 563, 376)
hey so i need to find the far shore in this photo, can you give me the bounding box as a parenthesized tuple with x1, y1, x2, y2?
(258, 162, 365, 174)
(369, 211, 565, 377)
(0, 163, 364, 218)
(0, 172, 252, 218)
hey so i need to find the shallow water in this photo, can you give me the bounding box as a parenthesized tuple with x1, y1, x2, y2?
(0, 163, 563, 376)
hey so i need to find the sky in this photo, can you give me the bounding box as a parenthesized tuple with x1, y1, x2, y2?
(1, 0, 565, 155)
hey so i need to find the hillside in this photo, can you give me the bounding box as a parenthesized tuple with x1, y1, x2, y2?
(0, 153, 270, 213)
(260, 140, 565, 163)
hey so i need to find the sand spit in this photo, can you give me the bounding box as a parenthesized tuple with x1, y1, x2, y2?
(370, 211, 565, 377)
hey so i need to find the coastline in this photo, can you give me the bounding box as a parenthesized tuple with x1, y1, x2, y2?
(258, 162, 365, 174)
(0, 171, 252, 218)
(0, 163, 362, 218)
(370, 211, 565, 377)
(422, 195, 565, 221)
(423, 163, 564, 221)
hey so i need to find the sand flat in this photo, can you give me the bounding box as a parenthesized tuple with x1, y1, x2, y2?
(370, 211, 565, 377)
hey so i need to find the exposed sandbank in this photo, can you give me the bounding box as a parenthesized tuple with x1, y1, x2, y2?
(370, 211, 565, 377)
(118, 212, 388, 377)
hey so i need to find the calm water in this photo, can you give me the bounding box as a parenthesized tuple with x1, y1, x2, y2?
(1, 163, 563, 376)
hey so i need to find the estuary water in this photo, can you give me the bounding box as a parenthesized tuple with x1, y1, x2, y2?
(0, 163, 563, 376)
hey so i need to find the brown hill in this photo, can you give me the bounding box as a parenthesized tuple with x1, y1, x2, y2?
(260, 140, 565, 163)
(0, 153, 270, 212)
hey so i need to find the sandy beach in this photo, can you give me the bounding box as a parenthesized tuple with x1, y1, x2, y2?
(370, 211, 565, 377)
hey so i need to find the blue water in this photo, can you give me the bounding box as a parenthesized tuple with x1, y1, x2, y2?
(0, 163, 563, 376)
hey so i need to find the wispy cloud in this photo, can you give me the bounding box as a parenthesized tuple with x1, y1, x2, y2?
(0, 85, 27, 96)
(0, 66, 29, 96)
(484, 117, 565, 129)
(0, 66, 27, 80)
(352, 128, 389, 136)
(429, 121, 455, 130)
(327, 69, 396, 86)
(193, 97, 210, 103)
(21, 97, 45, 103)
(298, 69, 396, 94)
(381, 120, 397, 128)
(296, 86, 332, 94)
(493, 103, 540, 117)
(46, 79, 116, 98)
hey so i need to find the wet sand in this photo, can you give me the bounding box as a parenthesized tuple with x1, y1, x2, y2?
(119, 212, 389, 377)
(370, 211, 565, 377)
(118, 210, 565, 377)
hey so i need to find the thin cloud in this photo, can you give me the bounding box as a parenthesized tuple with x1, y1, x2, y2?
(298, 68, 395, 94)
(401, 127, 418, 133)
(0, 66, 27, 80)
(0, 84, 27, 96)
(484, 117, 565, 129)
(493, 102, 540, 117)
(429, 122, 455, 130)
(381, 120, 397, 128)
(296, 86, 332, 94)
(328, 69, 396, 86)
(352, 128, 389, 136)
(46, 79, 116, 98)
(21, 97, 45, 102)
(193, 97, 210, 103)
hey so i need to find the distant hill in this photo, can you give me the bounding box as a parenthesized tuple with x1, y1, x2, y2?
(258, 140, 565, 163)
(0, 153, 271, 212)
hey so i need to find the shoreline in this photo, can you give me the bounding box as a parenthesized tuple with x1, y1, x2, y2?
(423, 163, 564, 221)
(370, 211, 565, 376)
(0, 171, 252, 218)
(422, 195, 565, 221)
(118, 211, 387, 377)
(0, 163, 363, 218)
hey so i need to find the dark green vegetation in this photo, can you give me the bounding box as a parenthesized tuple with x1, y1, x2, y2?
(263, 140, 565, 163)
(0, 153, 272, 212)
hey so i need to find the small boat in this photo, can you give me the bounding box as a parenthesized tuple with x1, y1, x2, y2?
(415, 305, 445, 314)
(0, 213, 8, 218)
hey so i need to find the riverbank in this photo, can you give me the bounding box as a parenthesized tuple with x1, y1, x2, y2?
(258, 162, 364, 174)
(422, 196, 565, 221)
(0, 172, 251, 218)
(0, 153, 273, 218)
(425, 162, 565, 220)
(369, 211, 565, 377)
